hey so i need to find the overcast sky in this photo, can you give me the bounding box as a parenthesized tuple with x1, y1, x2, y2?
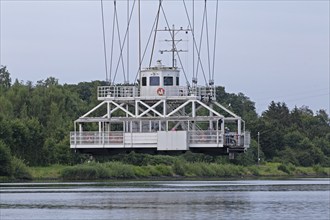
(0, 0, 329, 115)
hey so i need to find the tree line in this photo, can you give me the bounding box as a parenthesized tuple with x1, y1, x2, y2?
(0, 66, 329, 172)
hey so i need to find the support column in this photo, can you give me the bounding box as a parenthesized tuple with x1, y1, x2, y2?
(209, 103, 213, 129)
(238, 118, 242, 135)
(238, 118, 242, 146)
(79, 124, 82, 145)
(192, 101, 196, 131)
(163, 100, 166, 117)
(107, 101, 111, 118)
(99, 122, 102, 145)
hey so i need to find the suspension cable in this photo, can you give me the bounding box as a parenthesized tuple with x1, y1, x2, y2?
(109, 1, 116, 85)
(112, 0, 137, 84)
(100, 0, 108, 82)
(134, 8, 163, 83)
(195, 1, 208, 85)
(127, 0, 130, 83)
(192, 0, 195, 83)
(182, 0, 207, 85)
(138, 0, 141, 79)
(114, 4, 126, 83)
(212, 0, 219, 82)
(149, 0, 162, 67)
(205, 0, 212, 84)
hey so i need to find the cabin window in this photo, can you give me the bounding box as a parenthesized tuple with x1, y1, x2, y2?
(142, 77, 147, 86)
(164, 76, 173, 86)
(176, 77, 179, 86)
(149, 76, 160, 86)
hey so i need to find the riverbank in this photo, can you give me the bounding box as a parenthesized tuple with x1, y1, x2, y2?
(24, 162, 329, 181)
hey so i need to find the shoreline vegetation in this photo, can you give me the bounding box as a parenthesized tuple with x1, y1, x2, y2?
(1, 153, 329, 182)
(1, 67, 329, 182)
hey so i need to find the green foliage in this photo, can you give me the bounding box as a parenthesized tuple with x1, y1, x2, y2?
(61, 162, 138, 180)
(0, 141, 32, 179)
(0, 67, 329, 169)
(61, 164, 100, 180)
(36, 161, 329, 180)
(98, 152, 177, 166)
(0, 141, 12, 176)
(277, 164, 291, 174)
(232, 140, 264, 166)
(253, 103, 330, 166)
(0, 66, 11, 89)
(179, 151, 214, 163)
(173, 160, 186, 176)
(11, 157, 32, 180)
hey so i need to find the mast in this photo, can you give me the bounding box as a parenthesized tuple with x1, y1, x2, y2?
(158, 25, 190, 68)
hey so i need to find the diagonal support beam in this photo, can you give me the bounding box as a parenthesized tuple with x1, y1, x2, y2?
(81, 101, 107, 118)
(138, 100, 164, 117)
(212, 101, 239, 118)
(110, 101, 135, 117)
(166, 100, 192, 117)
(108, 103, 126, 117)
(195, 100, 224, 117)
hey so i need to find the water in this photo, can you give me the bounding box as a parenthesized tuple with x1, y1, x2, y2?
(1, 179, 329, 220)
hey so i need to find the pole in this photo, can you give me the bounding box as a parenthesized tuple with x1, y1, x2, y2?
(257, 131, 260, 165)
(172, 25, 175, 68)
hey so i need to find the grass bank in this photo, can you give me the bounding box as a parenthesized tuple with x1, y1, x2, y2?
(27, 162, 330, 181)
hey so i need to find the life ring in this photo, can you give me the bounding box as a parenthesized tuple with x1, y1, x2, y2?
(157, 87, 165, 96)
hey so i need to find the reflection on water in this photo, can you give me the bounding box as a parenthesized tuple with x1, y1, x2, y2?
(1, 179, 329, 220)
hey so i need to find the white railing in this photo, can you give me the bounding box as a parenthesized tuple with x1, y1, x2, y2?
(70, 131, 124, 145)
(189, 130, 222, 144)
(163, 86, 190, 96)
(190, 86, 215, 99)
(71, 130, 249, 148)
(98, 86, 139, 99)
(189, 131, 247, 147)
(98, 85, 215, 99)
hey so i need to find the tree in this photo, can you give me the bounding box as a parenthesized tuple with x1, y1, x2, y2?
(0, 141, 12, 176)
(0, 66, 11, 89)
(262, 101, 290, 127)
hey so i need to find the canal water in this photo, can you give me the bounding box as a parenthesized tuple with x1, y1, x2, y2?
(1, 179, 329, 220)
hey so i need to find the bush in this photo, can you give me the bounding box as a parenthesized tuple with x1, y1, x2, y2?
(248, 166, 261, 176)
(221, 164, 242, 176)
(133, 166, 150, 177)
(106, 162, 136, 178)
(154, 165, 173, 176)
(61, 165, 99, 180)
(277, 164, 290, 174)
(173, 160, 186, 176)
(179, 151, 214, 163)
(61, 162, 137, 180)
(98, 152, 177, 166)
(313, 165, 327, 175)
(0, 141, 12, 176)
(11, 157, 32, 180)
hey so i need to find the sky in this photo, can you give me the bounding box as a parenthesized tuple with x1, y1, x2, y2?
(0, 0, 329, 115)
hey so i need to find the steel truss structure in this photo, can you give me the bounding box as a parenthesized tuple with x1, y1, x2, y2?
(70, 1, 251, 156)
(70, 85, 250, 156)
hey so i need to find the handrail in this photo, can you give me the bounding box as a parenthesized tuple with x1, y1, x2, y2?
(97, 85, 215, 99)
(70, 130, 248, 147)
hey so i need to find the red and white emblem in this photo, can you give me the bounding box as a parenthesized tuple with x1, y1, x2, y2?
(157, 87, 165, 96)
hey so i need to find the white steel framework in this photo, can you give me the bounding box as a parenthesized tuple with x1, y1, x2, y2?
(70, 1, 251, 156)
(70, 83, 250, 155)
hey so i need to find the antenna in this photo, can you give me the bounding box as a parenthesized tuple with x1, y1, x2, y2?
(157, 25, 191, 68)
